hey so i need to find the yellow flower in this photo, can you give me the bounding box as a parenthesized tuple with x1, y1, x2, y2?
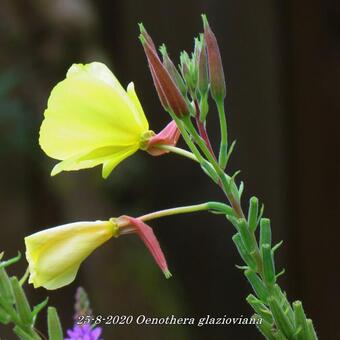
(39, 62, 149, 178)
(25, 220, 118, 290)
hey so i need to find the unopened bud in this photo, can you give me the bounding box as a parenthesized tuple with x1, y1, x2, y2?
(202, 14, 226, 101)
(159, 44, 187, 96)
(180, 51, 197, 97)
(197, 34, 209, 95)
(139, 27, 189, 118)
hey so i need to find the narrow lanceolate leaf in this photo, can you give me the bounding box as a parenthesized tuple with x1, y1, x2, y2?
(0, 268, 15, 305)
(262, 244, 276, 285)
(32, 298, 49, 324)
(253, 314, 276, 340)
(48, 307, 63, 340)
(0, 252, 21, 270)
(248, 197, 259, 232)
(13, 325, 38, 340)
(293, 301, 308, 340)
(244, 269, 269, 303)
(0, 305, 11, 324)
(260, 218, 272, 247)
(11, 277, 32, 325)
(233, 234, 257, 271)
(268, 296, 294, 339)
(273, 284, 294, 325)
(237, 218, 256, 253)
(246, 294, 273, 324)
(306, 319, 318, 340)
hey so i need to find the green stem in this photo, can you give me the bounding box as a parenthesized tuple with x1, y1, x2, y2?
(155, 145, 198, 162)
(182, 115, 244, 218)
(169, 112, 205, 165)
(216, 100, 228, 169)
(139, 203, 211, 221)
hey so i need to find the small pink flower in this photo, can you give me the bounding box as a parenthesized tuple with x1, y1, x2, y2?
(146, 121, 181, 156)
(118, 216, 171, 278)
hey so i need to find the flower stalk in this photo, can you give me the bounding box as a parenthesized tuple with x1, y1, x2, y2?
(139, 15, 318, 339)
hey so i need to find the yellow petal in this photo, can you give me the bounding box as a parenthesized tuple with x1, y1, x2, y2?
(51, 144, 139, 177)
(25, 220, 117, 290)
(127, 82, 149, 131)
(40, 62, 149, 166)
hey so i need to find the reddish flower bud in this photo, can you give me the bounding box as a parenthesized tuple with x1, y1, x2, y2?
(145, 120, 181, 156)
(202, 14, 226, 101)
(197, 34, 209, 95)
(138, 23, 157, 53)
(139, 26, 190, 118)
(118, 216, 171, 278)
(159, 44, 187, 96)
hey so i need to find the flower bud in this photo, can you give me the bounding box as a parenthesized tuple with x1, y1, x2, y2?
(202, 14, 226, 101)
(197, 34, 209, 95)
(179, 51, 197, 97)
(159, 44, 187, 96)
(139, 26, 189, 118)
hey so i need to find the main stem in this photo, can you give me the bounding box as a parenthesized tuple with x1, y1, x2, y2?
(216, 100, 228, 169)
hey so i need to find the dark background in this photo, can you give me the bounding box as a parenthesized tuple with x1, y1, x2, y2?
(0, 0, 339, 339)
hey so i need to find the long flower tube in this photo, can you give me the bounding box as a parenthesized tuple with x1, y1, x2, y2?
(24, 202, 231, 290)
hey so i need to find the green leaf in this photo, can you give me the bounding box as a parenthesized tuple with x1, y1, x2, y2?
(13, 326, 35, 340)
(32, 298, 49, 324)
(272, 241, 283, 253)
(225, 140, 236, 167)
(293, 301, 308, 340)
(237, 218, 256, 253)
(11, 277, 32, 325)
(244, 269, 269, 303)
(207, 201, 234, 216)
(0, 252, 21, 270)
(48, 306, 63, 340)
(232, 233, 257, 270)
(275, 268, 285, 280)
(246, 294, 273, 324)
(200, 160, 219, 183)
(253, 314, 276, 340)
(0, 268, 15, 305)
(260, 218, 271, 247)
(0, 304, 11, 324)
(248, 197, 259, 232)
(238, 181, 244, 199)
(262, 244, 276, 285)
(273, 285, 294, 325)
(306, 319, 318, 340)
(268, 296, 294, 339)
(247, 294, 273, 323)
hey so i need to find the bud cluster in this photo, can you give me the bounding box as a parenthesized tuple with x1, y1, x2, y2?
(139, 15, 226, 122)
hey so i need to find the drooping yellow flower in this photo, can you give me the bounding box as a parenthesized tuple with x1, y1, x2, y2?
(25, 220, 118, 290)
(39, 62, 149, 178)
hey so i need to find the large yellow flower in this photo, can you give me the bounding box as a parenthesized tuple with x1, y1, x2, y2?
(39, 62, 149, 178)
(25, 220, 118, 290)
